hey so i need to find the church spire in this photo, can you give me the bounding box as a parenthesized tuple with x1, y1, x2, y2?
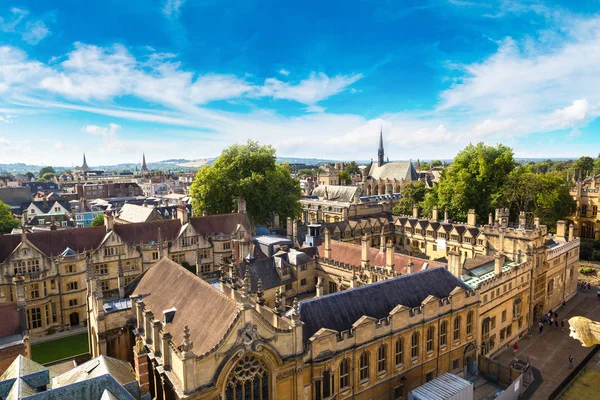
(82, 153, 89, 172)
(141, 153, 149, 176)
(377, 127, 385, 167)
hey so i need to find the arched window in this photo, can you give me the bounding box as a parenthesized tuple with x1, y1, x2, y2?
(225, 355, 269, 400)
(440, 321, 448, 347)
(359, 351, 370, 382)
(426, 326, 435, 352)
(453, 316, 461, 342)
(377, 344, 387, 373)
(547, 279, 554, 296)
(339, 359, 350, 390)
(411, 332, 419, 359)
(466, 311, 473, 336)
(395, 338, 404, 366)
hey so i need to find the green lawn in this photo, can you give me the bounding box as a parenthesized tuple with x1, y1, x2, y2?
(31, 333, 89, 364)
(561, 369, 600, 399)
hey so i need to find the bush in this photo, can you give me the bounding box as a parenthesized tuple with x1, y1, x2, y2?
(579, 267, 596, 275)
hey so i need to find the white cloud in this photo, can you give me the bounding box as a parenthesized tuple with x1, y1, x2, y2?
(279, 68, 290, 76)
(305, 105, 325, 113)
(163, 0, 186, 19)
(542, 99, 590, 129)
(0, 8, 50, 45)
(22, 20, 50, 45)
(83, 122, 121, 139)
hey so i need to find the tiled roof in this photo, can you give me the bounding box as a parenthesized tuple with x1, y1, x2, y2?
(113, 219, 181, 245)
(311, 185, 360, 202)
(133, 258, 239, 356)
(116, 204, 160, 223)
(463, 254, 495, 271)
(317, 240, 445, 274)
(52, 356, 135, 388)
(298, 267, 469, 342)
(240, 258, 294, 292)
(189, 213, 251, 236)
(365, 161, 418, 181)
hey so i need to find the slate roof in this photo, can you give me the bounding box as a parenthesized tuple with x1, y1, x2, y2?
(52, 356, 136, 389)
(116, 204, 162, 224)
(189, 213, 251, 236)
(365, 161, 418, 181)
(0, 188, 31, 208)
(133, 258, 239, 356)
(239, 258, 294, 292)
(317, 241, 445, 274)
(311, 185, 359, 202)
(298, 267, 469, 342)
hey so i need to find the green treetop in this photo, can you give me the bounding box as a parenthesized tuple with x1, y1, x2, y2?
(0, 201, 20, 234)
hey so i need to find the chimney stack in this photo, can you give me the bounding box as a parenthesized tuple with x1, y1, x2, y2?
(273, 214, 280, 229)
(237, 197, 247, 214)
(324, 228, 331, 259)
(568, 224, 574, 241)
(413, 205, 419, 218)
(488, 213, 493, 226)
(444, 209, 449, 222)
(534, 217, 540, 229)
(361, 235, 369, 268)
(385, 241, 395, 271)
(177, 205, 189, 225)
(21, 210, 28, 227)
(70, 206, 77, 226)
(104, 211, 114, 232)
(432, 205, 438, 221)
(406, 258, 414, 275)
(519, 211, 526, 229)
(448, 248, 461, 278)
(467, 209, 476, 226)
(556, 221, 566, 240)
(494, 252, 505, 276)
(286, 217, 293, 240)
(315, 277, 323, 297)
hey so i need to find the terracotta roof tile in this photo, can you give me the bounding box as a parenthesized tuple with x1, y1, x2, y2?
(113, 219, 181, 245)
(133, 258, 239, 356)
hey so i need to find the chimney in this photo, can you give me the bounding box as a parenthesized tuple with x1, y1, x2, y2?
(498, 208, 510, 228)
(556, 221, 566, 240)
(448, 248, 461, 278)
(432, 206, 438, 221)
(379, 231, 386, 253)
(568, 224, 574, 241)
(21, 210, 28, 227)
(237, 197, 247, 214)
(70, 206, 77, 225)
(534, 217, 540, 229)
(177, 205, 189, 225)
(494, 252, 505, 276)
(406, 258, 414, 274)
(519, 211, 526, 229)
(315, 276, 323, 297)
(361, 235, 369, 268)
(104, 211, 114, 232)
(385, 241, 394, 270)
(413, 205, 419, 218)
(444, 209, 449, 222)
(286, 217, 293, 240)
(133, 336, 150, 397)
(467, 209, 476, 226)
(488, 213, 493, 226)
(273, 214, 280, 229)
(324, 228, 331, 259)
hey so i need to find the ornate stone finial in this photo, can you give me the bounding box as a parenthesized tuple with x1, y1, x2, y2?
(273, 288, 282, 316)
(219, 264, 227, 283)
(230, 264, 239, 290)
(290, 297, 301, 326)
(135, 335, 145, 354)
(180, 325, 193, 353)
(256, 279, 265, 306)
(569, 316, 600, 347)
(241, 267, 251, 303)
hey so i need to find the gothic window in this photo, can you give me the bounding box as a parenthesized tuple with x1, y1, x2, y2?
(225, 355, 269, 400)
(395, 338, 404, 366)
(453, 316, 461, 342)
(440, 321, 448, 347)
(315, 369, 333, 400)
(467, 311, 473, 336)
(377, 344, 387, 373)
(426, 326, 435, 352)
(359, 351, 370, 382)
(411, 332, 419, 359)
(339, 359, 350, 390)
(547, 279, 554, 296)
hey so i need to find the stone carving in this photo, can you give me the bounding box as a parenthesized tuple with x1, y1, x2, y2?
(239, 323, 259, 347)
(569, 316, 600, 347)
(135, 335, 145, 353)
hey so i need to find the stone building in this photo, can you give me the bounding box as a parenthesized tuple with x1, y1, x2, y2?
(0, 205, 250, 338)
(316, 171, 339, 186)
(90, 257, 478, 400)
(569, 173, 600, 239)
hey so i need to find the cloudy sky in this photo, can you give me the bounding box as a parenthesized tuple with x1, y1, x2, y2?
(0, 0, 599, 165)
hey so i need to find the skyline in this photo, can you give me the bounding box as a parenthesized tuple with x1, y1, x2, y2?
(1, 0, 600, 164)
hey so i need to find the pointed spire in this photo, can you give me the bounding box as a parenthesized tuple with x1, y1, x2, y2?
(141, 153, 149, 175)
(377, 127, 385, 167)
(180, 325, 193, 354)
(82, 153, 89, 171)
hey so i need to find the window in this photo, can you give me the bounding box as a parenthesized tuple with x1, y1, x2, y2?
(315, 370, 333, 400)
(300, 278, 307, 286)
(29, 284, 39, 299)
(359, 352, 370, 382)
(502, 310, 507, 323)
(339, 359, 350, 390)
(452, 359, 460, 370)
(27, 308, 42, 330)
(426, 326, 434, 352)
(453, 316, 461, 342)
(440, 321, 448, 347)
(100, 280, 109, 292)
(0, 288, 4, 297)
(285, 283, 292, 291)
(328, 281, 337, 294)
(69, 299, 78, 307)
(411, 332, 419, 359)
(467, 311, 473, 336)
(425, 371, 434, 382)
(67, 282, 78, 291)
(95, 264, 108, 275)
(377, 345, 387, 374)
(500, 328, 506, 341)
(65, 265, 74, 274)
(180, 236, 198, 247)
(200, 248, 211, 259)
(223, 242, 231, 250)
(395, 338, 404, 366)
(225, 355, 269, 400)
(483, 294, 488, 303)
(513, 298, 522, 319)
(301, 264, 307, 271)
(507, 325, 512, 337)
(547, 279, 554, 296)
(491, 316, 496, 329)
(104, 246, 121, 257)
(200, 264, 211, 274)
(152, 251, 159, 260)
(171, 253, 186, 264)
(124, 277, 135, 286)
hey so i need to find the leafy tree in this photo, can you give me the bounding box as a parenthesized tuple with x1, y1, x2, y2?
(573, 156, 594, 177)
(41, 172, 56, 181)
(89, 214, 104, 227)
(39, 166, 56, 176)
(430, 160, 443, 168)
(297, 168, 316, 176)
(424, 143, 515, 221)
(0, 201, 20, 234)
(344, 161, 360, 175)
(392, 181, 428, 215)
(338, 171, 351, 185)
(25, 172, 34, 180)
(190, 141, 302, 225)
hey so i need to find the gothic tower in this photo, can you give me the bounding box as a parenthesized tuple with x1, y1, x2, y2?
(141, 153, 149, 176)
(377, 128, 385, 167)
(82, 153, 90, 172)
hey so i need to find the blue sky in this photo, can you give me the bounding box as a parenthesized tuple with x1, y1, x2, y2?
(0, 0, 599, 165)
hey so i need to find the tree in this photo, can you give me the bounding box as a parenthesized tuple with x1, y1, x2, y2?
(0, 201, 20, 234)
(39, 166, 56, 177)
(89, 214, 104, 227)
(297, 168, 316, 176)
(573, 156, 594, 178)
(338, 171, 351, 185)
(424, 143, 515, 221)
(25, 172, 34, 180)
(430, 160, 443, 168)
(392, 181, 428, 215)
(189, 141, 302, 225)
(344, 161, 360, 175)
(41, 172, 56, 181)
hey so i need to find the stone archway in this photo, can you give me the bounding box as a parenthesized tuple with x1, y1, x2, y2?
(70, 312, 79, 326)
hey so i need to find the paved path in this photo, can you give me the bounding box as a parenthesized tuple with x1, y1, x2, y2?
(30, 325, 87, 344)
(495, 289, 600, 400)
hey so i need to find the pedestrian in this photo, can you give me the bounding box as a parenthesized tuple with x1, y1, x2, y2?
(554, 312, 558, 319)
(539, 321, 544, 334)
(543, 316, 548, 325)
(563, 300, 566, 307)
(561, 319, 565, 331)
(555, 319, 559, 328)
(551, 316, 554, 327)
(513, 342, 519, 355)
(568, 355, 574, 369)
(528, 327, 532, 337)
(588, 282, 592, 290)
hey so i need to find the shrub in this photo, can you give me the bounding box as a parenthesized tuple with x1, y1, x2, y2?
(579, 267, 596, 275)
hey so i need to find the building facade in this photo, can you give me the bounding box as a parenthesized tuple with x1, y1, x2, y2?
(569, 174, 600, 239)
